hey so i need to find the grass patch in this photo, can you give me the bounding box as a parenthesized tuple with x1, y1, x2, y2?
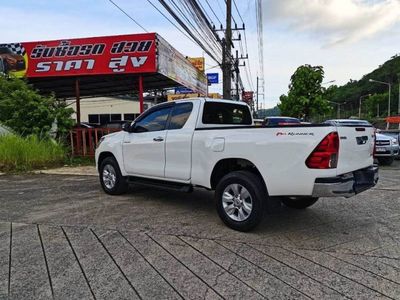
(0, 135, 66, 172)
(63, 156, 95, 167)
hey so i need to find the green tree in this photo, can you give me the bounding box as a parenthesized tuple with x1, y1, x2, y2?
(364, 93, 388, 118)
(278, 65, 331, 120)
(0, 77, 73, 138)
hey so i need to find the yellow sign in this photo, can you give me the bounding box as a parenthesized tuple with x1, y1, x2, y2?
(188, 57, 205, 72)
(208, 93, 222, 99)
(167, 93, 201, 102)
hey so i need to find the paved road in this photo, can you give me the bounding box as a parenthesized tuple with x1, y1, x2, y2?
(0, 162, 399, 299)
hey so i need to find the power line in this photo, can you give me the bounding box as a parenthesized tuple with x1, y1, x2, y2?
(157, 0, 222, 64)
(146, 0, 197, 45)
(232, 0, 244, 24)
(171, 0, 222, 61)
(203, 0, 223, 26)
(107, 0, 148, 32)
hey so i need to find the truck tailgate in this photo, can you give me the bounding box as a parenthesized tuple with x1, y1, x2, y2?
(335, 126, 375, 175)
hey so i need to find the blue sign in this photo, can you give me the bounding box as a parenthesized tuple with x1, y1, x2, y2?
(175, 87, 194, 94)
(207, 73, 219, 84)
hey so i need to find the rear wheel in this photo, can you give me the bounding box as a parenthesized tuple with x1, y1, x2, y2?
(215, 171, 266, 232)
(281, 197, 319, 209)
(377, 157, 394, 166)
(99, 157, 128, 195)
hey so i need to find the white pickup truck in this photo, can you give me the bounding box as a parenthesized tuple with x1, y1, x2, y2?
(95, 98, 378, 231)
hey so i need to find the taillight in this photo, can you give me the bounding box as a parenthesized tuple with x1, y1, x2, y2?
(306, 132, 339, 169)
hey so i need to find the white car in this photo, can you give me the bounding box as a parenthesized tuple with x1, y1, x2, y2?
(96, 98, 378, 231)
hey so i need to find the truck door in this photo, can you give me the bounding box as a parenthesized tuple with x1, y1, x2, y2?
(122, 105, 172, 177)
(165, 102, 194, 180)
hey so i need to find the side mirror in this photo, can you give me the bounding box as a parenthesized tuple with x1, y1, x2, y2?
(122, 122, 131, 132)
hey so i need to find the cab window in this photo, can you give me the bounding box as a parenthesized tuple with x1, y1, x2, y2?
(202, 102, 251, 125)
(168, 103, 193, 130)
(134, 107, 172, 132)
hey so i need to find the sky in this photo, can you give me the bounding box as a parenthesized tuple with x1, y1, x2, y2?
(1, 0, 399, 109)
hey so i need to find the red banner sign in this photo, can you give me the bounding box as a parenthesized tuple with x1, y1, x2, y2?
(1, 33, 157, 78)
(242, 91, 254, 103)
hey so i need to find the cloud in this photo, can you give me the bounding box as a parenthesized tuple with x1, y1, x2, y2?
(265, 0, 400, 46)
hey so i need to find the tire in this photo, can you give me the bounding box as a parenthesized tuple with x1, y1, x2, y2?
(215, 171, 266, 232)
(281, 197, 319, 209)
(377, 157, 394, 166)
(99, 156, 128, 195)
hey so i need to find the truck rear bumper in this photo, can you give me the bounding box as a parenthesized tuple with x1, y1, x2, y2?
(312, 165, 379, 198)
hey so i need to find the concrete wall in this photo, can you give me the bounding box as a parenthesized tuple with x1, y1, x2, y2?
(66, 97, 151, 123)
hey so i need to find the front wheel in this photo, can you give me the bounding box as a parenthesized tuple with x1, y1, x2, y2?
(215, 171, 266, 232)
(99, 156, 128, 195)
(281, 197, 319, 209)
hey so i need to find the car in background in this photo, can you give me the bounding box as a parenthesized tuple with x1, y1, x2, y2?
(263, 116, 301, 126)
(323, 119, 371, 126)
(379, 130, 400, 159)
(73, 122, 100, 129)
(253, 118, 264, 126)
(0, 47, 25, 72)
(103, 121, 129, 130)
(375, 133, 399, 165)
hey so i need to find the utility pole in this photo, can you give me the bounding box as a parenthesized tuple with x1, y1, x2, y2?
(398, 77, 400, 129)
(222, 0, 232, 99)
(256, 76, 259, 111)
(235, 50, 239, 100)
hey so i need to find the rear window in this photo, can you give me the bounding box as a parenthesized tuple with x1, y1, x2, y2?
(202, 102, 252, 125)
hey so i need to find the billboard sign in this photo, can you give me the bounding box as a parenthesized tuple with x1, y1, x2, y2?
(167, 93, 200, 102)
(188, 57, 205, 72)
(206, 73, 219, 84)
(242, 91, 254, 104)
(175, 87, 194, 94)
(0, 33, 157, 78)
(157, 35, 207, 95)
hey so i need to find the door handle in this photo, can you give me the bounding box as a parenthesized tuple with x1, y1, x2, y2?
(153, 137, 164, 142)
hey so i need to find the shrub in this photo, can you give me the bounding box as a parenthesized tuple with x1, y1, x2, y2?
(0, 134, 66, 172)
(0, 77, 74, 139)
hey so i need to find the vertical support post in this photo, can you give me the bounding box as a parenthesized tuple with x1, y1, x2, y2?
(222, 0, 232, 100)
(398, 81, 400, 129)
(139, 75, 144, 113)
(235, 50, 239, 101)
(387, 84, 391, 129)
(388, 83, 391, 117)
(75, 78, 81, 125)
(256, 76, 259, 112)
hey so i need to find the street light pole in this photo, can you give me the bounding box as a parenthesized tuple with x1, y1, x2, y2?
(327, 100, 345, 119)
(369, 79, 391, 117)
(358, 94, 371, 119)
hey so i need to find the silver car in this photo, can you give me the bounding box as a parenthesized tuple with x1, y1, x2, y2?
(375, 133, 399, 165)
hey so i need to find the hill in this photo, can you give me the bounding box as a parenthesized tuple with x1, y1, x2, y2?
(327, 54, 400, 118)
